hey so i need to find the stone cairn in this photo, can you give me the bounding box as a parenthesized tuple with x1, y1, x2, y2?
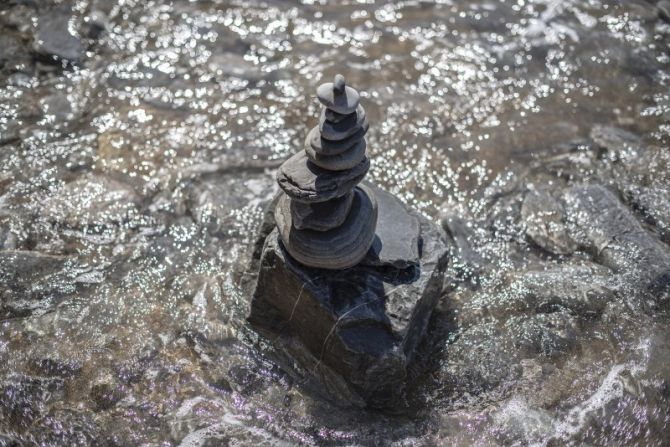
(275, 74, 378, 269)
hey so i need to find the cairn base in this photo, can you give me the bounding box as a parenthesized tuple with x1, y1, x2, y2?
(248, 184, 449, 407)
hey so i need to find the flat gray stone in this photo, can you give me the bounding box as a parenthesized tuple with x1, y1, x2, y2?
(319, 105, 366, 141)
(306, 123, 369, 156)
(249, 185, 450, 407)
(361, 184, 421, 269)
(285, 192, 354, 232)
(275, 185, 378, 269)
(34, 8, 84, 64)
(316, 81, 360, 115)
(323, 108, 351, 123)
(276, 150, 370, 203)
(305, 139, 367, 171)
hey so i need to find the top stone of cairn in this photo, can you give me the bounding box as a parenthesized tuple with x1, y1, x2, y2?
(316, 74, 360, 115)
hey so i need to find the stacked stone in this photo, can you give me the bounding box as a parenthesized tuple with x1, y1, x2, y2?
(275, 74, 378, 270)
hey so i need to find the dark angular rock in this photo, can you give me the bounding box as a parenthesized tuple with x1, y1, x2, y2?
(306, 122, 369, 156)
(249, 186, 449, 407)
(287, 192, 354, 231)
(276, 151, 370, 203)
(275, 186, 378, 269)
(305, 139, 367, 171)
(34, 8, 85, 65)
(319, 105, 367, 141)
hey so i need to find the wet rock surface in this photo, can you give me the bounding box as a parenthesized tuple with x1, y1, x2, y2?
(249, 186, 449, 407)
(0, 0, 669, 445)
(34, 7, 85, 65)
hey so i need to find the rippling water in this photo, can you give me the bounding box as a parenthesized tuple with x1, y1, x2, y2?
(0, 0, 669, 445)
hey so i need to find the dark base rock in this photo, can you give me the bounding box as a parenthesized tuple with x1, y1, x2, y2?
(248, 184, 449, 407)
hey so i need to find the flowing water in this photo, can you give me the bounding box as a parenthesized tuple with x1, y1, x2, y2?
(1, 0, 669, 445)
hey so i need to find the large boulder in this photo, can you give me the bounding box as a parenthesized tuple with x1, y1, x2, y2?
(248, 184, 449, 407)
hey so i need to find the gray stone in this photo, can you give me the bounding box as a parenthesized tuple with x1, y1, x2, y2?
(521, 189, 576, 255)
(474, 265, 616, 323)
(590, 125, 643, 159)
(276, 150, 370, 203)
(316, 79, 360, 114)
(287, 192, 354, 231)
(319, 105, 367, 141)
(305, 139, 367, 171)
(361, 184, 421, 269)
(249, 187, 449, 407)
(34, 8, 84, 64)
(275, 186, 378, 269)
(40, 174, 141, 229)
(323, 108, 351, 123)
(659, 0, 670, 22)
(627, 186, 670, 243)
(306, 122, 369, 156)
(562, 185, 670, 310)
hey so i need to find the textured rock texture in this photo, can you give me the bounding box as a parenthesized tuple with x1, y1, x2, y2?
(249, 185, 449, 407)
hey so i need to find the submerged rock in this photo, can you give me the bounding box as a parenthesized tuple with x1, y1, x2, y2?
(33, 7, 85, 65)
(40, 174, 141, 230)
(521, 189, 576, 255)
(562, 185, 670, 310)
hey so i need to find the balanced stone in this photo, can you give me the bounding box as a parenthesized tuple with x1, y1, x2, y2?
(277, 151, 370, 203)
(361, 183, 421, 269)
(316, 74, 360, 114)
(307, 123, 369, 156)
(305, 139, 367, 171)
(319, 105, 367, 141)
(323, 108, 351, 123)
(275, 185, 378, 269)
(286, 192, 354, 231)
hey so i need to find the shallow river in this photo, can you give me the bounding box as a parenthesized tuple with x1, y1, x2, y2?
(0, 0, 669, 445)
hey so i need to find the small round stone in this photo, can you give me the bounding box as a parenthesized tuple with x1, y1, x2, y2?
(319, 105, 366, 141)
(317, 82, 360, 115)
(283, 192, 354, 231)
(305, 139, 367, 171)
(306, 122, 369, 156)
(277, 150, 370, 203)
(275, 185, 378, 270)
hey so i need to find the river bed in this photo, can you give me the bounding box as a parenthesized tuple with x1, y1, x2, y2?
(0, 0, 669, 445)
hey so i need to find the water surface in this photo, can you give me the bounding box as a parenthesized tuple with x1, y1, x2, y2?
(0, 0, 669, 445)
